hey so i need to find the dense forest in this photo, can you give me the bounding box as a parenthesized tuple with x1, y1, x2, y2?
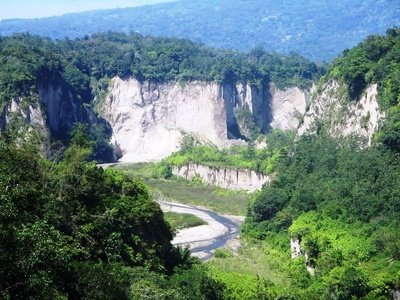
(0, 0, 399, 60)
(1, 13, 400, 299)
(0, 127, 226, 299)
(240, 29, 400, 299)
(0, 32, 320, 162)
(0, 31, 320, 108)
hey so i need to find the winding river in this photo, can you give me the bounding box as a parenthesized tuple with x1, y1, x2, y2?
(159, 201, 244, 261)
(98, 164, 244, 261)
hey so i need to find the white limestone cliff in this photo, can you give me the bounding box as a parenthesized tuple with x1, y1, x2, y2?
(100, 77, 307, 162)
(270, 85, 307, 130)
(298, 81, 384, 143)
(172, 163, 273, 192)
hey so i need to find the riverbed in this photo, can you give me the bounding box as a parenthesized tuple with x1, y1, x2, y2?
(159, 201, 244, 261)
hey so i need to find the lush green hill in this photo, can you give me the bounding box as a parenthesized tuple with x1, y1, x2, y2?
(0, 0, 399, 60)
(0, 133, 226, 299)
(240, 29, 400, 299)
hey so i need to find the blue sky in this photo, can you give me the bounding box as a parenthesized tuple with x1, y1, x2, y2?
(0, 0, 175, 20)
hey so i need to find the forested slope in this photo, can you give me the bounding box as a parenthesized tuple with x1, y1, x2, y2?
(1, 0, 399, 60)
(0, 32, 320, 161)
(241, 29, 400, 299)
(0, 129, 225, 299)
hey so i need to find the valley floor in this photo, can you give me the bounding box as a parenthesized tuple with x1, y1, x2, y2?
(159, 201, 243, 261)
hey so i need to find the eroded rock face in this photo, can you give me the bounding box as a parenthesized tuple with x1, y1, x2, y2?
(38, 82, 81, 139)
(298, 81, 384, 143)
(291, 238, 302, 259)
(1, 98, 46, 131)
(0, 79, 103, 151)
(270, 85, 307, 130)
(100, 77, 307, 162)
(172, 163, 273, 191)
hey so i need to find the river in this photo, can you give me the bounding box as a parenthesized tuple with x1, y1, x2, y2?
(158, 201, 244, 261)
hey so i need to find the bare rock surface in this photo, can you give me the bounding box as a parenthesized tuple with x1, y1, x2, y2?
(100, 77, 307, 162)
(298, 81, 384, 143)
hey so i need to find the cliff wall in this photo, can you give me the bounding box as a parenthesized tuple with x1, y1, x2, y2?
(172, 163, 273, 192)
(298, 81, 384, 143)
(100, 77, 307, 162)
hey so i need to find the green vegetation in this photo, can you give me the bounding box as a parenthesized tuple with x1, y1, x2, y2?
(164, 212, 207, 231)
(209, 239, 290, 285)
(324, 28, 400, 155)
(0, 134, 225, 299)
(332, 28, 400, 108)
(1, 0, 398, 60)
(166, 130, 294, 174)
(114, 162, 173, 180)
(242, 133, 400, 299)
(143, 179, 249, 216)
(208, 29, 400, 299)
(115, 159, 253, 216)
(0, 31, 320, 110)
(119, 176, 249, 216)
(113, 130, 296, 216)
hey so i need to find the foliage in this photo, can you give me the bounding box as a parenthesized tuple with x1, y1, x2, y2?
(69, 122, 114, 163)
(164, 212, 207, 231)
(165, 130, 295, 174)
(0, 138, 222, 299)
(244, 133, 400, 298)
(331, 27, 400, 109)
(0, 1, 398, 61)
(0, 32, 320, 105)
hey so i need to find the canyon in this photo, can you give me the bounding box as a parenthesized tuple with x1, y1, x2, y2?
(99, 77, 307, 162)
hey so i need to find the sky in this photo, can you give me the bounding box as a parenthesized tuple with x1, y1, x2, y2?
(0, 0, 175, 20)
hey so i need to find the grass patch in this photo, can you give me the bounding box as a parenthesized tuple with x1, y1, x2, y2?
(164, 211, 207, 230)
(141, 178, 248, 216)
(114, 164, 250, 216)
(207, 238, 290, 286)
(115, 162, 166, 179)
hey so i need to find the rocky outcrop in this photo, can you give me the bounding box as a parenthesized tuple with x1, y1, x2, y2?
(0, 81, 83, 141)
(290, 237, 315, 275)
(298, 81, 384, 143)
(0, 79, 111, 157)
(1, 98, 46, 132)
(291, 238, 302, 259)
(172, 163, 273, 191)
(38, 82, 83, 139)
(100, 77, 307, 162)
(270, 85, 307, 130)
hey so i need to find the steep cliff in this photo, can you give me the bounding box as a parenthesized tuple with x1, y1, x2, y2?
(0, 79, 113, 161)
(37, 81, 84, 140)
(100, 77, 307, 162)
(172, 163, 273, 192)
(1, 98, 46, 133)
(298, 81, 384, 143)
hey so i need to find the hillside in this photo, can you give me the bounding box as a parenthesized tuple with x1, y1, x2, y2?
(1, 25, 400, 298)
(240, 29, 400, 299)
(0, 32, 320, 162)
(0, 0, 399, 60)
